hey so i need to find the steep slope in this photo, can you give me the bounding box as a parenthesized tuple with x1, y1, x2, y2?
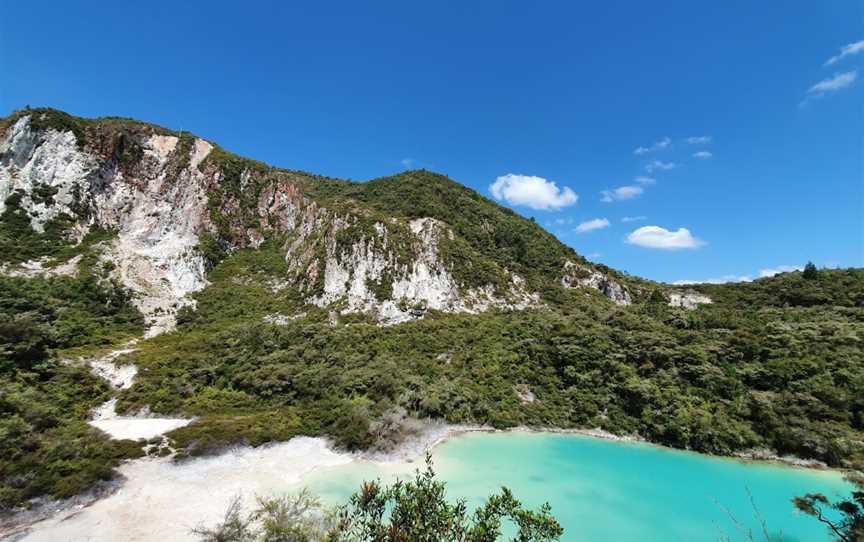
(302, 170, 638, 302)
(0, 108, 637, 331)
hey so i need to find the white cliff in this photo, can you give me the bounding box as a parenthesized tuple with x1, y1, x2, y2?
(309, 217, 538, 324)
(668, 291, 713, 310)
(0, 115, 211, 333)
(561, 260, 632, 306)
(0, 116, 91, 231)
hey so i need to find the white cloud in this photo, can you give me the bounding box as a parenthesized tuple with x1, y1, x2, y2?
(807, 70, 858, 98)
(490, 174, 578, 210)
(686, 136, 712, 145)
(634, 176, 656, 185)
(646, 160, 677, 173)
(673, 275, 751, 285)
(601, 185, 643, 202)
(552, 217, 574, 226)
(825, 40, 864, 66)
(759, 265, 803, 278)
(621, 215, 646, 223)
(626, 225, 705, 250)
(400, 158, 415, 168)
(634, 137, 672, 155)
(692, 151, 713, 159)
(674, 264, 805, 284)
(575, 218, 610, 233)
(587, 252, 602, 259)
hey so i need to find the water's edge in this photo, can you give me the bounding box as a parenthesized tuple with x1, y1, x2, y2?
(1, 423, 848, 542)
(368, 422, 832, 471)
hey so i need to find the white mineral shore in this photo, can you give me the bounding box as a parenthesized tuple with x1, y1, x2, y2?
(6, 421, 473, 542)
(12, 437, 353, 542)
(6, 422, 471, 542)
(88, 398, 191, 441)
(84, 346, 192, 442)
(4, 422, 833, 542)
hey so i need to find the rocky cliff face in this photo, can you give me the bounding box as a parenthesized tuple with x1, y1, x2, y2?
(668, 290, 713, 310)
(561, 261, 632, 306)
(304, 216, 538, 324)
(1, 114, 211, 334)
(0, 109, 637, 330)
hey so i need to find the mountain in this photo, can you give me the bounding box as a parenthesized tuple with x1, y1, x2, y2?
(0, 108, 642, 334)
(1, 108, 862, 512)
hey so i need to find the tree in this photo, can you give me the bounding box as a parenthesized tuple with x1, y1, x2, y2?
(793, 472, 863, 542)
(192, 496, 255, 542)
(194, 456, 563, 542)
(328, 454, 563, 542)
(254, 490, 336, 542)
(803, 261, 819, 280)
(192, 491, 333, 542)
(0, 312, 52, 373)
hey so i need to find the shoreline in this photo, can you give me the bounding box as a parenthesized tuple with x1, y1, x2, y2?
(363, 422, 835, 473)
(1, 423, 844, 541)
(2, 437, 353, 542)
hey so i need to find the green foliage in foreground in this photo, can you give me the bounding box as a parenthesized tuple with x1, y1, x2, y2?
(794, 472, 864, 542)
(0, 269, 145, 509)
(193, 456, 563, 542)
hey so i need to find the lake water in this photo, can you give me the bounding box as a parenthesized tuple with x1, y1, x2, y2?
(304, 432, 852, 542)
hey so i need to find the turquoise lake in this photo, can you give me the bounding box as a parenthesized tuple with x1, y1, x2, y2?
(304, 432, 853, 542)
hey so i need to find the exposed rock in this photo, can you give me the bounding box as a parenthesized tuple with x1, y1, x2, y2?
(262, 312, 306, 326)
(89, 347, 138, 390)
(668, 291, 712, 310)
(734, 448, 827, 468)
(82, 344, 192, 441)
(0, 115, 210, 334)
(0, 117, 90, 232)
(435, 352, 453, 364)
(514, 384, 536, 404)
(0, 255, 82, 278)
(561, 261, 632, 305)
(305, 216, 538, 325)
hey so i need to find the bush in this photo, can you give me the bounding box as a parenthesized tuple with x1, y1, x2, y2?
(193, 457, 563, 542)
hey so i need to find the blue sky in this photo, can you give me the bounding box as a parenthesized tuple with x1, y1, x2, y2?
(2, 1, 861, 282)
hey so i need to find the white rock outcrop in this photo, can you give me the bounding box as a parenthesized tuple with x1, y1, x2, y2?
(310, 217, 537, 324)
(0, 115, 212, 334)
(561, 261, 632, 306)
(668, 291, 712, 310)
(84, 344, 192, 441)
(0, 254, 82, 278)
(0, 117, 90, 231)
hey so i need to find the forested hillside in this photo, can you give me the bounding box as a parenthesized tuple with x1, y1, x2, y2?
(0, 247, 144, 508)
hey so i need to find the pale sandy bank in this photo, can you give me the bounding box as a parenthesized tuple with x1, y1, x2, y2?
(11, 437, 352, 542)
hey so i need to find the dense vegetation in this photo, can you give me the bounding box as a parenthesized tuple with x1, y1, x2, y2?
(193, 456, 563, 542)
(110, 256, 864, 471)
(0, 249, 145, 509)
